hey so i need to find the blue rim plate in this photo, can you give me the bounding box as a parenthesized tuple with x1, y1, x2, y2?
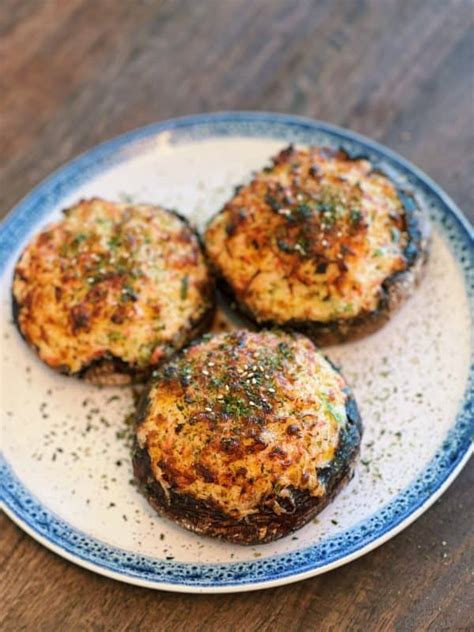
(1, 112, 472, 593)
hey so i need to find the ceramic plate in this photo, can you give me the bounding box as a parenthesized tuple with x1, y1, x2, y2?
(1, 113, 472, 593)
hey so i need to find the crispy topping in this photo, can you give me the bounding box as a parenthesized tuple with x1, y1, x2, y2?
(205, 146, 411, 324)
(13, 198, 213, 374)
(138, 330, 349, 518)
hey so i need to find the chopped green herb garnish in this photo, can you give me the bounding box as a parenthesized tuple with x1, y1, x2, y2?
(121, 284, 138, 302)
(265, 194, 281, 211)
(73, 232, 88, 245)
(277, 341, 294, 360)
(277, 239, 293, 253)
(108, 331, 124, 342)
(390, 227, 400, 242)
(180, 275, 189, 300)
(294, 203, 313, 219)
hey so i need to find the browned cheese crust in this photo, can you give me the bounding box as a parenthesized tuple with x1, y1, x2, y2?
(204, 146, 431, 344)
(133, 330, 362, 544)
(12, 198, 215, 384)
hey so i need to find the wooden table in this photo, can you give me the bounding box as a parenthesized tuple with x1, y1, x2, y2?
(1, 1, 473, 630)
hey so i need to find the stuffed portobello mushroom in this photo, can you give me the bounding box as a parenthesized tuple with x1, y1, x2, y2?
(133, 329, 362, 544)
(204, 146, 431, 344)
(12, 198, 215, 385)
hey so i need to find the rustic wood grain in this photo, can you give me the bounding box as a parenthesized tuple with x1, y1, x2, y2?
(1, 1, 473, 630)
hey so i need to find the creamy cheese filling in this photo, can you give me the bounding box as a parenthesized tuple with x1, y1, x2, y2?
(137, 331, 348, 519)
(13, 199, 212, 372)
(205, 149, 408, 323)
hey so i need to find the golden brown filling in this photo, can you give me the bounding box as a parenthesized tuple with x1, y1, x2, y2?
(13, 199, 213, 373)
(137, 330, 348, 518)
(205, 146, 409, 323)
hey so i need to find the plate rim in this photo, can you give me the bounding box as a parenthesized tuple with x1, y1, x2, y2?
(1, 111, 473, 251)
(1, 450, 472, 594)
(1, 111, 473, 593)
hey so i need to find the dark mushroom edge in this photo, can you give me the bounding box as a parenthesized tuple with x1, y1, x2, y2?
(132, 337, 363, 545)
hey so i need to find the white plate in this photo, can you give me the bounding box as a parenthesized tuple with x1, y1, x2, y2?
(1, 112, 472, 593)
